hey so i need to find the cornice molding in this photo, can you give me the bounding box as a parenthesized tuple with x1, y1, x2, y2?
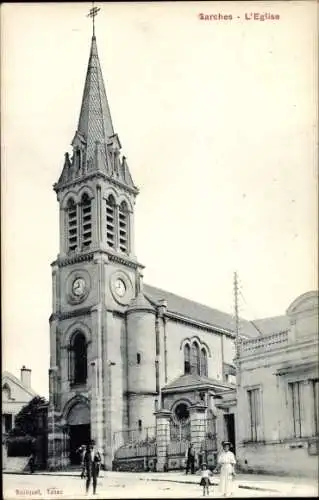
(54, 171, 139, 196)
(57, 252, 94, 267)
(50, 307, 92, 322)
(165, 311, 235, 337)
(54, 248, 144, 271)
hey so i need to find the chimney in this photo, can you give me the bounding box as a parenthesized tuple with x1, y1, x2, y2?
(20, 366, 31, 389)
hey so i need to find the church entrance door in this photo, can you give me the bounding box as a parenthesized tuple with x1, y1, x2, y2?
(69, 424, 90, 464)
(66, 401, 90, 465)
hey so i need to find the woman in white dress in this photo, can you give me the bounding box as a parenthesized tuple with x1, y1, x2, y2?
(214, 441, 236, 497)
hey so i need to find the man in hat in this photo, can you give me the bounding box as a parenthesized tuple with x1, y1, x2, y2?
(185, 443, 196, 475)
(83, 439, 102, 495)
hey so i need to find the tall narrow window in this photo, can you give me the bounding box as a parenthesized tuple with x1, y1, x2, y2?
(200, 348, 208, 377)
(137, 353, 141, 365)
(289, 381, 303, 438)
(191, 342, 200, 375)
(118, 201, 129, 253)
(81, 194, 92, 248)
(69, 332, 87, 385)
(312, 379, 319, 436)
(247, 388, 260, 441)
(67, 198, 78, 252)
(106, 195, 116, 248)
(184, 344, 191, 374)
(4, 414, 13, 433)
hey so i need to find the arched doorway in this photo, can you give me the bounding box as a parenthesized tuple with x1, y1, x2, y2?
(67, 402, 90, 465)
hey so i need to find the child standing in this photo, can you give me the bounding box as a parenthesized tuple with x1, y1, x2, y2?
(199, 463, 212, 496)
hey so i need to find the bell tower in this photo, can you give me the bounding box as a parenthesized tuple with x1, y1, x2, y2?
(48, 8, 144, 469)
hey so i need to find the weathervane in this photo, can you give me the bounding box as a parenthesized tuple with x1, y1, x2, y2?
(87, 2, 100, 37)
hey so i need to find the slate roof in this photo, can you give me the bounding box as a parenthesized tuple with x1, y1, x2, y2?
(143, 285, 291, 339)
(251, 316, 290, 336)
(77, 35, 114, 163)
(162, 373, 233, 393)
(144, 284, 261, 337)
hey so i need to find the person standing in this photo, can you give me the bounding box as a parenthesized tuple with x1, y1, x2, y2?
(83, 440, 102, 495)
(77, 445, 86, 479)
(185, 443, 196, 475)
(199, 462, 212, 496)
(214, 441, 236, 497)
(29, 452, 35, 474)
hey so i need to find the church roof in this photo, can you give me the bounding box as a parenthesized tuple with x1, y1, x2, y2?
(161, 373, 234, 393)
(144, 284, 259, 337)
(143, 285, 290, 338)
(76, 35, 114, 163)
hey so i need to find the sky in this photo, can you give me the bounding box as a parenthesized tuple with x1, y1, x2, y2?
(1, 1, 318, 397)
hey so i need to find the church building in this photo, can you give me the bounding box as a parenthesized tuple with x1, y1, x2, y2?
(48, 23, 259, 470)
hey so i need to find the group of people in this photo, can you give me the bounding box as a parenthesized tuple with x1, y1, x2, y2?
(76, 440, 102, 495)
(187, 441, 236, 497)
(76, 439, 235, 496)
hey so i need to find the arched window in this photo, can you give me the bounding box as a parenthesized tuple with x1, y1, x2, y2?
(106, 195, 116, 248)
(200, 348, 208, 377)
(191, 342, 200, 375)
(68, 332, 88, 385)
(67, 198, 78, 252)
(81, 193, 92, 248)
(118, 201, 129, 253)
(184, 344, 191, 374)
(2, 383, 11, 400)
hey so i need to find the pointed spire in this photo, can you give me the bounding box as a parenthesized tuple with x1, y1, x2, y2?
(75, 35, 114, 163)
(55, 8, 138, 194)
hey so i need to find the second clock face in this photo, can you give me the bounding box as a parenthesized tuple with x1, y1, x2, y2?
(72, 277, 86, 297)
(114, 278, 126, 297)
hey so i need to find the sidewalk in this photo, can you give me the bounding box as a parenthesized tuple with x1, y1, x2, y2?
(4, 470, 318, 495)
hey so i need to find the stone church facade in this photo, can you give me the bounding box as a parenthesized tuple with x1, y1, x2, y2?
(47, 31, 259, 470)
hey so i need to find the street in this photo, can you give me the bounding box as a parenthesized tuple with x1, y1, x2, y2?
(3, 471, 318, 499)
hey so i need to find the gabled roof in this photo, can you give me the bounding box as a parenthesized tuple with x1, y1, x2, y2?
(144, 284, 261, 337)
(162, 373, 234, 393)
(2, 371, 38, 398)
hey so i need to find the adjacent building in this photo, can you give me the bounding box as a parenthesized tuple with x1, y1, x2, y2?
(2, 367, 37, 435)
(236, 291, 319, 478)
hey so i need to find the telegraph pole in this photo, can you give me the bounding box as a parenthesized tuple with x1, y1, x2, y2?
(233, 272, 241, 386)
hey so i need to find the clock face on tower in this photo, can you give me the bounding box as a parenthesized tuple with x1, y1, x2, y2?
(110, 271, 133, 305)
(72, 277, 86, 297)
(66, 270, 91, 305)
(114, 278, 126, 297)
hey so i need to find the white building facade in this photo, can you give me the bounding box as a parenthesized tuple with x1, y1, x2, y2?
(236, 291, 319, 477)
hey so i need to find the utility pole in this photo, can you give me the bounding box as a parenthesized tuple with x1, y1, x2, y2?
(233, 272, 241, 386)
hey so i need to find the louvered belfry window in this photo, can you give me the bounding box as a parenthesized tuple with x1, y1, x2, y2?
(106, 195, 116, 248)
(81, 193, 92, 248)
(119, 201, 129, 252)
(67, 198, 78, 252)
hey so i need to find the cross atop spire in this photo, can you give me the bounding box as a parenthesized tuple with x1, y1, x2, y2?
(87, 2, 100, 38)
